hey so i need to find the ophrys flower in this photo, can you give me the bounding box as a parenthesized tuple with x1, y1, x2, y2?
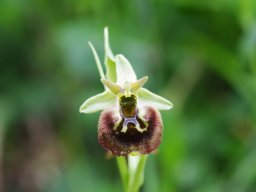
(80, 28, 173, 156)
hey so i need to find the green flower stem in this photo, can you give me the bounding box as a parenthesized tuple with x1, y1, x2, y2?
(116, 156, 129, 190)
(117, 155, 148, 192)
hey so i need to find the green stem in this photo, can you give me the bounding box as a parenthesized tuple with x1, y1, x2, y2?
(116, 156, 129, 191)
(117, 155, 148, 192)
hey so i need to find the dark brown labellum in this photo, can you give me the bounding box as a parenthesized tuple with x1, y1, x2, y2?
(98, 106, 163, 156)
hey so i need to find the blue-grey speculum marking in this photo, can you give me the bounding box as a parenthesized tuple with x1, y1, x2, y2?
(114, 94, 148, 134)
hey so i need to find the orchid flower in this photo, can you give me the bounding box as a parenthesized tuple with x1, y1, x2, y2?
(79, 28, 173, 156)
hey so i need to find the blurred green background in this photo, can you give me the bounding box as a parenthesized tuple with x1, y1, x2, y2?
(1, 0, 256, 191)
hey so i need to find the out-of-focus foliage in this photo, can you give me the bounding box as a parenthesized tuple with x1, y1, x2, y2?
(1, 0, 256, 191)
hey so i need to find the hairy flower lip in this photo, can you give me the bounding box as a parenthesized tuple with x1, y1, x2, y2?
(98, 106, 163, 156)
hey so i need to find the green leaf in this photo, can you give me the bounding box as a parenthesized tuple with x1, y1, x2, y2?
(115, 54, 137, 85)
(133, 155, 147, 192)
(138, 88, 173, 110)
(104, 27, 117, 82)
(79, 91, 116, 113)
(88, 42, 105, 80)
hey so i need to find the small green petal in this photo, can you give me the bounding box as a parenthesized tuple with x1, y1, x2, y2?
(79, 91, 116, 113)
(104, 27, 117, 82)
(115, 54, 137, 85)
(101, 78, 121, 95)
(138, 88, 173, 110)
(130, 76, 148, 92)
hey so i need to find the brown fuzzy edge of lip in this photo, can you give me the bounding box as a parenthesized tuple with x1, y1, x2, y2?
(98, 106, 163, 156)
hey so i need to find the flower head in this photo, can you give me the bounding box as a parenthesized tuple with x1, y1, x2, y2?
(80, 27, 173, 156)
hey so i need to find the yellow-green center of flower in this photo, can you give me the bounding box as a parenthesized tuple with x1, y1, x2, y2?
(113, 93, 148, 134)
(120, 94, 137, 118)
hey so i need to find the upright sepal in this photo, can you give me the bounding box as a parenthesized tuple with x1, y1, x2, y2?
(115, 54, 137, 85)
(104, 27, 116, 82)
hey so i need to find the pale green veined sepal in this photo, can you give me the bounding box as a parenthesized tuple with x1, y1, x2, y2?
(138, 88, 173, 110)
(79, 91, 116, 113)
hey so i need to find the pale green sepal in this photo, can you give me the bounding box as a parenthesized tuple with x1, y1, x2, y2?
(79, 91, 116, 113)
(106, 57, 116, 82)
(115, 54, 137, 85)
(88, 42, 105, 80)
(104, 27, 117, 82)
(138, 88, 173, 110)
